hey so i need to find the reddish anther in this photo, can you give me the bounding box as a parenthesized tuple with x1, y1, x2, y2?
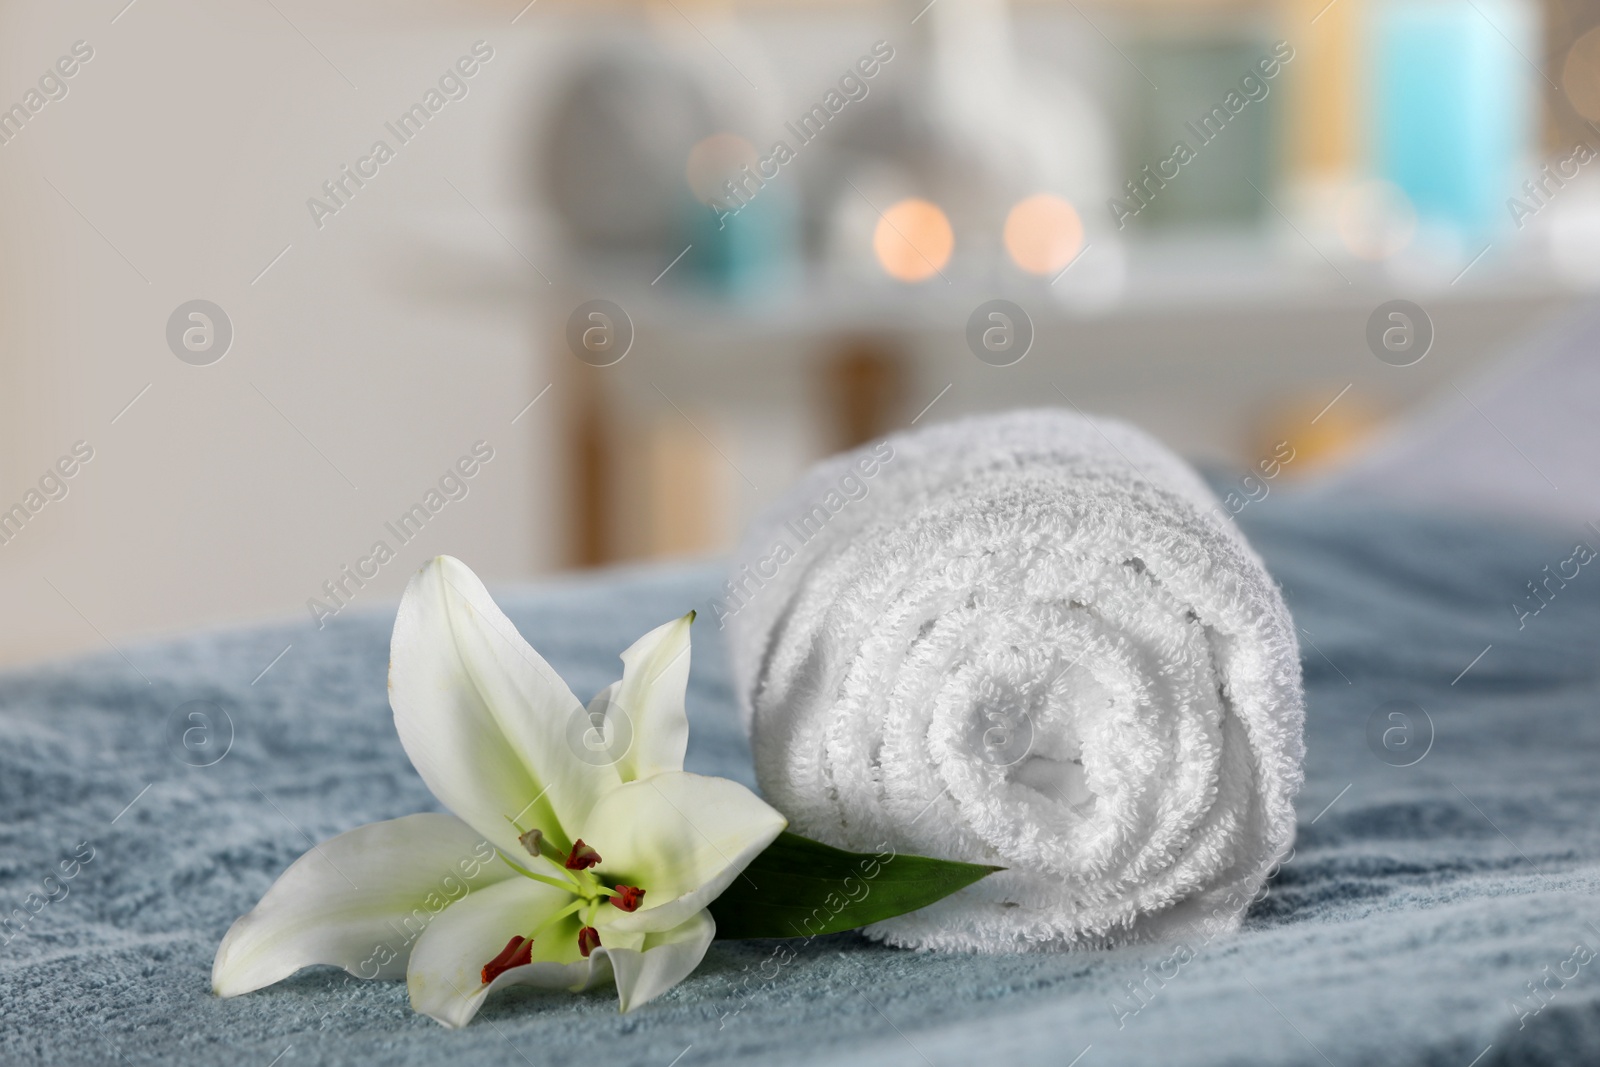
(609, 884, 646, 912)
(564, 839, 602, 870)
(577, 926, 601, 958)
(480, 935, 533, 985)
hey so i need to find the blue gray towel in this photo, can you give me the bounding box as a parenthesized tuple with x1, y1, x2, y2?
(2, 496, 1598, 1066)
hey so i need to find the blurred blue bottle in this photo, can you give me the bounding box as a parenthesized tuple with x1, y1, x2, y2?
(677, 178, 802, 301)
(1371, 0, 1538, 235)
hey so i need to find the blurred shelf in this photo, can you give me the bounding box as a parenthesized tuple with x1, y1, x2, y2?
(546, 236, 1596, 343)
(403, 202, 1593, 344)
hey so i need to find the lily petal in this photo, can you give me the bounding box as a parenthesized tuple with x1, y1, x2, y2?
(406, 875, 603, 1028)
(606, 909, 716, 1013)
(610, 614, 693, 782)
(213, 813, 510, 997)
(580, 682, 633, 770)
(390, 556, 621, 858)
(585, 772, 787, 935)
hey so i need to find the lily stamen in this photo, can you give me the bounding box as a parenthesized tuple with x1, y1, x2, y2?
(577, 927, 601, 958)
(564, 840, 602, 870)
(500, 854, 586, 895)
(528, 897, 588, 941)
(609, 885, 646, 912)
(480, 936, 533, 985)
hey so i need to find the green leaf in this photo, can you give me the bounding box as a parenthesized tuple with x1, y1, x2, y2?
(710, 831, 1001, 940)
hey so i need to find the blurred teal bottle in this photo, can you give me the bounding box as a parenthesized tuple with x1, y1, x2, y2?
(1371, 0, 1538, 235)
(677, 179, 801, 301)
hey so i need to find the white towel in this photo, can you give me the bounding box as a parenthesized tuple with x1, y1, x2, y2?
(722, 409, 1304, 952)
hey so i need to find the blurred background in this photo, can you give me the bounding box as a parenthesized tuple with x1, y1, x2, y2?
(1, 0, 1597, 666)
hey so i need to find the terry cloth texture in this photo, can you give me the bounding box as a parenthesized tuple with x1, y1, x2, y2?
(3, 495, 1600, 1067)
(724, 409, 1305, 952)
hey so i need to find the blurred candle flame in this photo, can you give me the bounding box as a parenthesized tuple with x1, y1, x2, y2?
(873, 198, 954, 282)
(1003, 194, 1084, 275)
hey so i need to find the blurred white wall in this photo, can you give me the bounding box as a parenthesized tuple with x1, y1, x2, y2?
(0, 0, 564, 666)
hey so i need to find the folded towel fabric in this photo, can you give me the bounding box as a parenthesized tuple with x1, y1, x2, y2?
(723, 409, 1304, 952)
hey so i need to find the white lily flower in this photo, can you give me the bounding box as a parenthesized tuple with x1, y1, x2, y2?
(213, 556, 787, 1027)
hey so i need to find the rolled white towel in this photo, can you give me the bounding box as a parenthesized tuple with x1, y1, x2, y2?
(722, 409, 1304, 952)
